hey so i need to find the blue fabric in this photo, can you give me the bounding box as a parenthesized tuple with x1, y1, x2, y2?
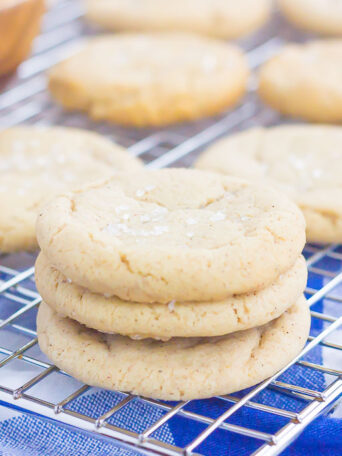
(0, 413, 143, 456)
(0, 377, 340, 456)
(0, 248, 341, 455)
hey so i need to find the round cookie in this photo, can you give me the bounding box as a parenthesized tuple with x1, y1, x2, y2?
(36, 169, 306, 303)
(85, 0, 272, 39)
(196, 125, 342, 243)
(0, 127, 141, 253)
(48, 33, 249, 127)
(258, 40, 342, 123)
(37, 298, 310, 400)
(35, 253, 307, 339)
(279, 0, 342, 36)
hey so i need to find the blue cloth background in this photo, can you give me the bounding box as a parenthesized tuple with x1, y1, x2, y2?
(0, 368, 340, 456)
(0, 249, 341, 455)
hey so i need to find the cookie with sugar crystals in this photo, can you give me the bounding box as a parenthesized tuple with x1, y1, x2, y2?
(48, 33, 249, 127)
(35, 253, 307, 339)
(36, 169, 306, 303)
(279, 0, 342, 36)
(0, 127, 141, 253)
(85, 0, 272, 39)
(196, 125, 342, 243)
(37, 297, 310, 400)
(258, 40, 342, 123)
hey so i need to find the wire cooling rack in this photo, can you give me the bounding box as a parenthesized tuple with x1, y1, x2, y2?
(0, 1, 342, 455)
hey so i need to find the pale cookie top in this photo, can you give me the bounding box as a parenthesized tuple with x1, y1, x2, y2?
(85, 0, 272, 39)
(37, 297, 310, 400)
(279, 0, 342, 36)
(48, 33, 249, 127)
(36, 169, 306, 303)
(49, 34, 246, 89)
(196, 125, 342, 217)
(36, 253, 307, 339)
(0, 127, 141, 253)
(258, 40, 342, 122)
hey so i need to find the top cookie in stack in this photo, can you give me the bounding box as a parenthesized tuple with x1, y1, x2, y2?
(36, 169, 309, 400)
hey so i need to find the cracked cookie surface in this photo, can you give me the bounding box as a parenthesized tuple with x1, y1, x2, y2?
(36, 169, 306, 302)
(85, 0, 272, 39)
(48, 33, 249, 127)
(35, 253, 307, 339)
(196, 125, 342, 243)
(37, 297, 310, 400)
(0, 127, 141, 253)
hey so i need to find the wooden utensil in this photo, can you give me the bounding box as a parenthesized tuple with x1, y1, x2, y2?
(0, 0, 45, 77)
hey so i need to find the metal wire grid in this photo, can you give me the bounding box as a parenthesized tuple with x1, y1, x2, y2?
(0, 0, 342, 454)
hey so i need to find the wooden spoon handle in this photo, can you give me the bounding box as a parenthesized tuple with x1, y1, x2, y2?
(0, 0, 45, 76)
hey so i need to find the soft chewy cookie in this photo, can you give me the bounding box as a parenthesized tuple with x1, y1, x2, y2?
(36, 169, 306, 303)
(258, 40, 342, 123)
(48, 33, 249, 127)
(85, 0, 272, 39)
(35, 253, 307, 339)
(196, 125, 342, 243)
(37, 298, 310, 400)
(0, 127, 141, 253)
(279, 0, 342, 36)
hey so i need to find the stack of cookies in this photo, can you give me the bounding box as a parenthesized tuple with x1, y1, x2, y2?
(36, 169, 310, 400)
